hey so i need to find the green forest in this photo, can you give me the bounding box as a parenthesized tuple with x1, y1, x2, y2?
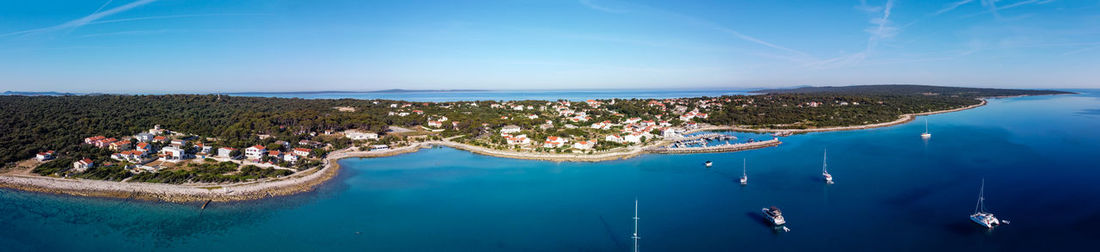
(0, 85, 1069, 171)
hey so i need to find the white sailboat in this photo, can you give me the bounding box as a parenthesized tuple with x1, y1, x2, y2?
(822, 149, 833, 184)
(921, 119, 932, 139)
(970, 179, 1003, 229)
(632, 199, 640, 252)
(740, 158, 748, 185)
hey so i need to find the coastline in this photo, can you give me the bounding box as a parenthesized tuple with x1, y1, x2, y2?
(687, 98, 988, 134)
(0, 98, 991, 203)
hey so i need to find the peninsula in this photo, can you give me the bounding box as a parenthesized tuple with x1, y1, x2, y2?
(0, 85, 1070, 202)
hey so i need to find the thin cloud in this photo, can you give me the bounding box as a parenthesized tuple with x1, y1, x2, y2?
(812, 0, 896, 68)
(90, 13, 269, 25)
(934, 0, 975, 15)
(578, 0, 812, 59)
(0, 0, 157, 37)
(578, 0, 630, 13)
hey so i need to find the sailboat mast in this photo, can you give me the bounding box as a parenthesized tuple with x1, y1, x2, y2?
(743, 158, 747, 176)
(632, 199, 639, 252)
(823, 149, 828, 173)
(974, 179, 985, 214)
(925, 120, 929, 133)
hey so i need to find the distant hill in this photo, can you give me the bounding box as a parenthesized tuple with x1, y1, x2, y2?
(753, 85, 1072, 97)
(3, 91, 76, 96)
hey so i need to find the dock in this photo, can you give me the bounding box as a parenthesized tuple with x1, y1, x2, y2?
(646, 138, 782, 154)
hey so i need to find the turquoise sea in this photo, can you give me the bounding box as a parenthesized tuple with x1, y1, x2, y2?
(2, 90, 1099, 251)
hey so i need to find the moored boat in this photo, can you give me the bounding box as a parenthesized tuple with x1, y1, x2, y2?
(740, 158, 748, 185)
(970, 179, 1003, 229)
(762, 206, 786, 226)
(822, 149, 833, 184)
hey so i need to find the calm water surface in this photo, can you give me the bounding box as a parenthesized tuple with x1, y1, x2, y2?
(2, 91, 1099, 251)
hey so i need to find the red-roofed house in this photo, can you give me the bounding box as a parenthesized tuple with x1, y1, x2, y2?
(36, 151, 55, 161)
(293, 148, 312, 157)
(543, 136, 568, 148)
(245, 145, 266, 160)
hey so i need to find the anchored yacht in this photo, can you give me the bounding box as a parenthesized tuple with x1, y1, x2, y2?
(921, 119, 932, 139)
(970, 179, 1004, 229)
(762, 206, 786, 226)
(740, 158, 748, 185)
(822, 149, 833, 184)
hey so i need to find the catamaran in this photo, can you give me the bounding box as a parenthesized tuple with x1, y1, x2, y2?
(970, 179, 1003, 229)
(740, 158, 748, 185)
(822, 149, 833, 184)
(632, 199, 640, 252)
(921, 119, 932, 139)
(762, 206, 786, 226)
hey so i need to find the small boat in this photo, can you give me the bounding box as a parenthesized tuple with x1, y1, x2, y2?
(705, 161, 712, 167)
(822, 149, 833, 184)
(970, 179, 1003, 229)
(762, 206, 786, 226)
(921, 119, 932, 139)
(739, 158, 748, 185)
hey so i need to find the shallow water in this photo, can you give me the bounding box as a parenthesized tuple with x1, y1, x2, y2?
(2, 90, 1099, 251)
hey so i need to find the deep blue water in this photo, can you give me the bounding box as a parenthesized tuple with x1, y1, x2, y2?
(228, 89, 752, 102)
(2, 91, 1100, 251)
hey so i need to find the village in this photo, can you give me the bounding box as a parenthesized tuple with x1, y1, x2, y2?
(22, 95, 812, 183)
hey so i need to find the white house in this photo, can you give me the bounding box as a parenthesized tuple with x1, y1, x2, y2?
(345, 131, 379, 140)
(572, 140, 597, 150)
(624, 132, 650, 144)
(36, 151, 55, 161)
(283, 153, 299, 163)
(72, 158, 94, 172)
(218, 147, 236, 158)
(501, 125, 522, 134)
(427, 120, 444, 128)
(369, 145, 390, 151)
(662, 129, 682, 138)
(245, 145, 266, 160)
(159, 146, 185, 161)
(293, 148, 312, 157)
(134, 133, 155, 142)
(590, 121, 612, 130)
(605, 134, 624, 143)
(543, 136, 568, 148)
(506, 134, 530, 145)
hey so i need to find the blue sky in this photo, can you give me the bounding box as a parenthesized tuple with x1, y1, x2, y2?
(0, 0, 1097, 93)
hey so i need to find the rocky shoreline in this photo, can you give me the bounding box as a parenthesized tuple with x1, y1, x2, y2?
(0, 99, 990, 203)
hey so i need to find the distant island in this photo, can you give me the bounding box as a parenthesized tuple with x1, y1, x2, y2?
(225, 89, 491, 95)
(2, 91, 77, 96)
(0, 85, 1071, 202)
